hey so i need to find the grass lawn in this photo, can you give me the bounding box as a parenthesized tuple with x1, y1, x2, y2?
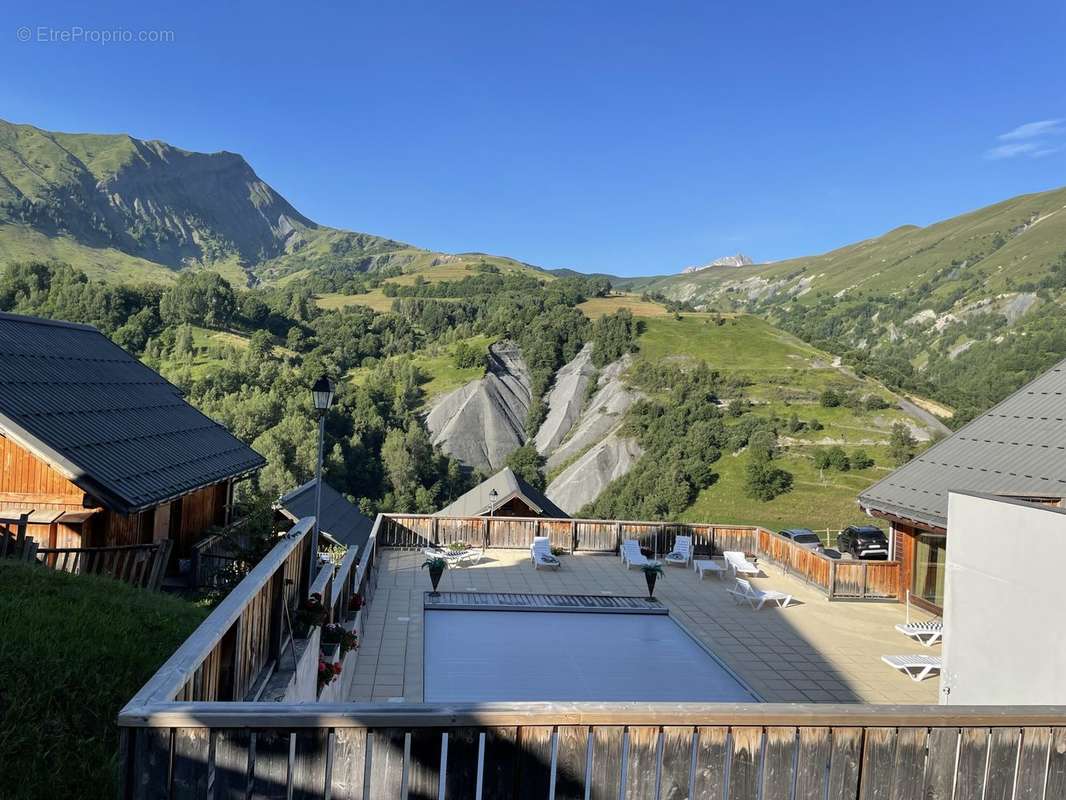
(637, 314, 824, 370)
(316, 290, 396, 313)
(0, 563, 207, 800)
(682, 448, 893, 533)
(578, 293, 673, 318)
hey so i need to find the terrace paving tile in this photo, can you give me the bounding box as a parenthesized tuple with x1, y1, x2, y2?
(348, 548, 939, 704)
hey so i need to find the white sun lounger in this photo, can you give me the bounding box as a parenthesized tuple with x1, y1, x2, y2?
(693, 559, 725, 580)
(727, 578, 792, 609)
(664, 535, 692, 567)
(621, 539, 650, 569)
(881, 654, 943, 682)
(723, 550, 760, 577)
(895, 620, 943, 647)
(530, 536, 561, 570)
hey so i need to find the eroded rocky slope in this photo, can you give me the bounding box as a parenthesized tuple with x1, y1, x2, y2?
(425, 341, 532, 473)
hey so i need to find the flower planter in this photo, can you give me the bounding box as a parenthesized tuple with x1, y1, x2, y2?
(644, 571, 658, 599)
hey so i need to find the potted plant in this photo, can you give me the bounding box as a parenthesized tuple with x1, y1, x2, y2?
(551, 545, 567, 557)
(445, 541, 470, 555)
(338, 628, 358, 657)
(293, 592, 328, 637)
(422, 556, 447, 595)
(321, 623, 359, 657)
(317, 659, 342, 691)
(641, 562, 664, 600)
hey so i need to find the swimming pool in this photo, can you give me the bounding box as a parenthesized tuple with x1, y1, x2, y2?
(424, 608, 758, 703)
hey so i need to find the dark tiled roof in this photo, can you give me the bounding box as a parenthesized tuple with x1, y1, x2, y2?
(0, 312, 265, 513)
(859, 358, 1066, 529)
(277, 478, 372, 553)
(435, 467, 569, 518)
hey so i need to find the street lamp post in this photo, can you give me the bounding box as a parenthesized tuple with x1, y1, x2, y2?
(310, 375, 335, 580)
(487, 487, 499, 549)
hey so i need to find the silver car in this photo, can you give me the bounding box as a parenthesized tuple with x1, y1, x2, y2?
(778, 528, 823, 551)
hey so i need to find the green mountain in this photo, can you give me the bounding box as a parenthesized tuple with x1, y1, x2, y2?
(632, 185, 1066, 306)
(0, 119, 470, 286)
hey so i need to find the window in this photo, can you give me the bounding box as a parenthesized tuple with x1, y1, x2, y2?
(912, 533, 947, 608)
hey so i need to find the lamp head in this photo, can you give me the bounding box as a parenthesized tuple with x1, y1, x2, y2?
(311, 375, 335, 412)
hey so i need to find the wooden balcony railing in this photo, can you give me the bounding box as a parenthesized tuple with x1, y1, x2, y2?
(117, 702, 1066, 799)
(381, 514, 902, 601)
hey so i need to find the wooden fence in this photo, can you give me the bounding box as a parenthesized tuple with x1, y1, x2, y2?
(38, 541, 172, 591)
(755, 528, 900, 601)
(127, 514, 380, 710)
(381, 515, 900, 602)
(379, 514, 758, 557)
(3, 511, 172, 590)
(117, 703, 1066, 799)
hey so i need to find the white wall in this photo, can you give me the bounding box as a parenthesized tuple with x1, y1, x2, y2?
(942, 492, 1066, 704)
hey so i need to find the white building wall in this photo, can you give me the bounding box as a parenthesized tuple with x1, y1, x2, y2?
(942, 492, 1066, 704)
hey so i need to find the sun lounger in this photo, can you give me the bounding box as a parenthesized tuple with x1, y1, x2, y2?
(881, 654, 943, 682)
(727, 578, 792, 609)
(723, 550, 760, 577)
(664, 535, 692, 566)
(895, 620, 943, 647)
(693, 559, 725, 580)
(530, 536, 560, 570)
(621, 539, 650, 569)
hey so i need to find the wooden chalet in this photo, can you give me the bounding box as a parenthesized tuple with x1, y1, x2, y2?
(859, 358, 1066, 614)
(434, 467, 568, 519)
(0, 312, 265, 561)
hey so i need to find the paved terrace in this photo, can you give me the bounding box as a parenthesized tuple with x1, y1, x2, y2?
(349, 549, 939, 704)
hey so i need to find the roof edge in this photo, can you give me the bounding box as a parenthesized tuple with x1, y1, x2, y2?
(0, 310, 99, 332)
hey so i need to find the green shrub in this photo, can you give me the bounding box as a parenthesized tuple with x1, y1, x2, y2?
(743, 460, 794, 500)
(852, 449, 874, 469)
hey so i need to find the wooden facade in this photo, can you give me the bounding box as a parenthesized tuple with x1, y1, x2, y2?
(867, 512, 947, 614)
(0, 432, 233, 559)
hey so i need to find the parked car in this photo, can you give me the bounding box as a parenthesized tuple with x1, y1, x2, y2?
(836, 525, 889, 560)
(778, 528, 823, 550)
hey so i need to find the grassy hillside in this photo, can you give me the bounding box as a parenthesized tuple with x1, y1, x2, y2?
(0, 563, 206, 800)
(630, 185, 1066, 424)
(577, 293, 674, 318)
(347, 335, 497, 404)
(313, 253, 552, 312)
(625, 314, 934, 530)
(636, 185, 1066, 306)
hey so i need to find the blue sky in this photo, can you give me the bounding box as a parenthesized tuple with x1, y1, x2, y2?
(2, 0, 1064, 276)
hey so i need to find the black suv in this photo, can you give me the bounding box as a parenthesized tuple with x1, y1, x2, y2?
(836, 525, 889, 560)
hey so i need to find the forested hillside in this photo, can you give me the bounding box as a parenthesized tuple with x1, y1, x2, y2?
(0, 261, 610, 515)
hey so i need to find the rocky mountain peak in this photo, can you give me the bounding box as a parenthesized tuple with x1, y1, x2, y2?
(681, 253, 754, 274)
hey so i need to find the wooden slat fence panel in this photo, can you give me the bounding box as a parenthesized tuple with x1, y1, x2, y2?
(119, 716, 1066, 800)
(27, 541, 171, 590)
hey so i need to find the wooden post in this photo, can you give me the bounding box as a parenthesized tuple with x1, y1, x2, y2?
(571, 519, 578, 553)
(615, 521, 622, 553)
